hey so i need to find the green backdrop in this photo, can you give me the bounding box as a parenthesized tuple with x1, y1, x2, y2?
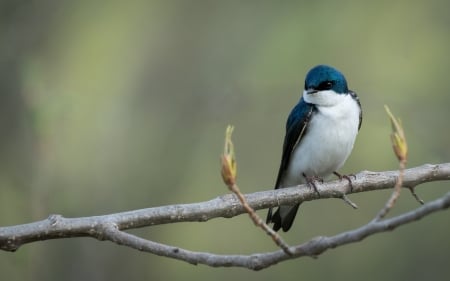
(0, 1, 449, 280)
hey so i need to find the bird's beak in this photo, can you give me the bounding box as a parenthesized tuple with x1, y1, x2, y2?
(306, 89, 318, 95)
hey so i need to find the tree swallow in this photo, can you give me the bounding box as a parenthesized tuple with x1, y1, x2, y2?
(266, 65, 362, 232)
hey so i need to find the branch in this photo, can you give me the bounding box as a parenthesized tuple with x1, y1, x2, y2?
(107, 191, 450, 269)
(220, 125, 293, 254)
(373, 105, 410, 220)
(0, 163, 449, 270)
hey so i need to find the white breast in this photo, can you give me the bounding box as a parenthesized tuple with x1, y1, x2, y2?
(281, 92, 360, 187)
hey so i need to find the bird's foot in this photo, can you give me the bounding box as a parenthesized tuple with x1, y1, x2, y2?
(333, 171, 356, 192)
(302, 173, 323, 197)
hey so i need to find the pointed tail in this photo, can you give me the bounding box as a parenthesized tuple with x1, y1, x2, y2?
(266, 204, 301, 232)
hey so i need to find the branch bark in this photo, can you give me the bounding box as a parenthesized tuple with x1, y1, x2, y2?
(0, 163, 449, 270)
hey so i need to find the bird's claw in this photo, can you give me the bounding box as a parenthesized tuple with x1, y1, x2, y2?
(302, 173, 323, 197)
(333, 171, 356, 192)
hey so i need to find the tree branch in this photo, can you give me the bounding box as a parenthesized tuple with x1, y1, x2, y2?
(108, 191, 450, 269)
(0, 163, 449, 270)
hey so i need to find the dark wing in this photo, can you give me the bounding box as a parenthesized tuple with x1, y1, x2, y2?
(349, 90, 362, 130)
(274, 98, 315, 189)
(266, 98, 314, 230)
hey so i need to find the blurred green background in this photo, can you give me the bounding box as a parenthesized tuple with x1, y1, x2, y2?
(1, 0, 449, 280)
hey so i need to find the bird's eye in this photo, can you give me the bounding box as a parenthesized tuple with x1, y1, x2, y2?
(318, 81, 334, 90)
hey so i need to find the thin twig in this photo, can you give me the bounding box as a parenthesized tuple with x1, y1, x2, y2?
(341, 194, 358, 209)
(408, 187, 425, 205)
(228, 183, 293, 255)
(374, 106, 409, 220)
(373, 160, 407, 220)
(220, 125, 293, 255)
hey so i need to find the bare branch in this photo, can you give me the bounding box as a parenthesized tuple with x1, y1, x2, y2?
(227, 182, 293, 256)
(108, 192, 449, 270)
(0, 163, 449, 270)
(373, 105, 409, 220)
(408, 187, 425, 205)
(373, 160, 407, 221)
(220, 124, 293, 254)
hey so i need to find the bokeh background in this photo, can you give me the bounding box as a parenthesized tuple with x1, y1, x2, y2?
(0, 0, 449, 280)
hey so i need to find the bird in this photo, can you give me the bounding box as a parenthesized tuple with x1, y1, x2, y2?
(266, 64, 362, 232)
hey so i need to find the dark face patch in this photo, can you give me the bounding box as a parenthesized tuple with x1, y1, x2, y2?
(304, 65, 348, 94)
